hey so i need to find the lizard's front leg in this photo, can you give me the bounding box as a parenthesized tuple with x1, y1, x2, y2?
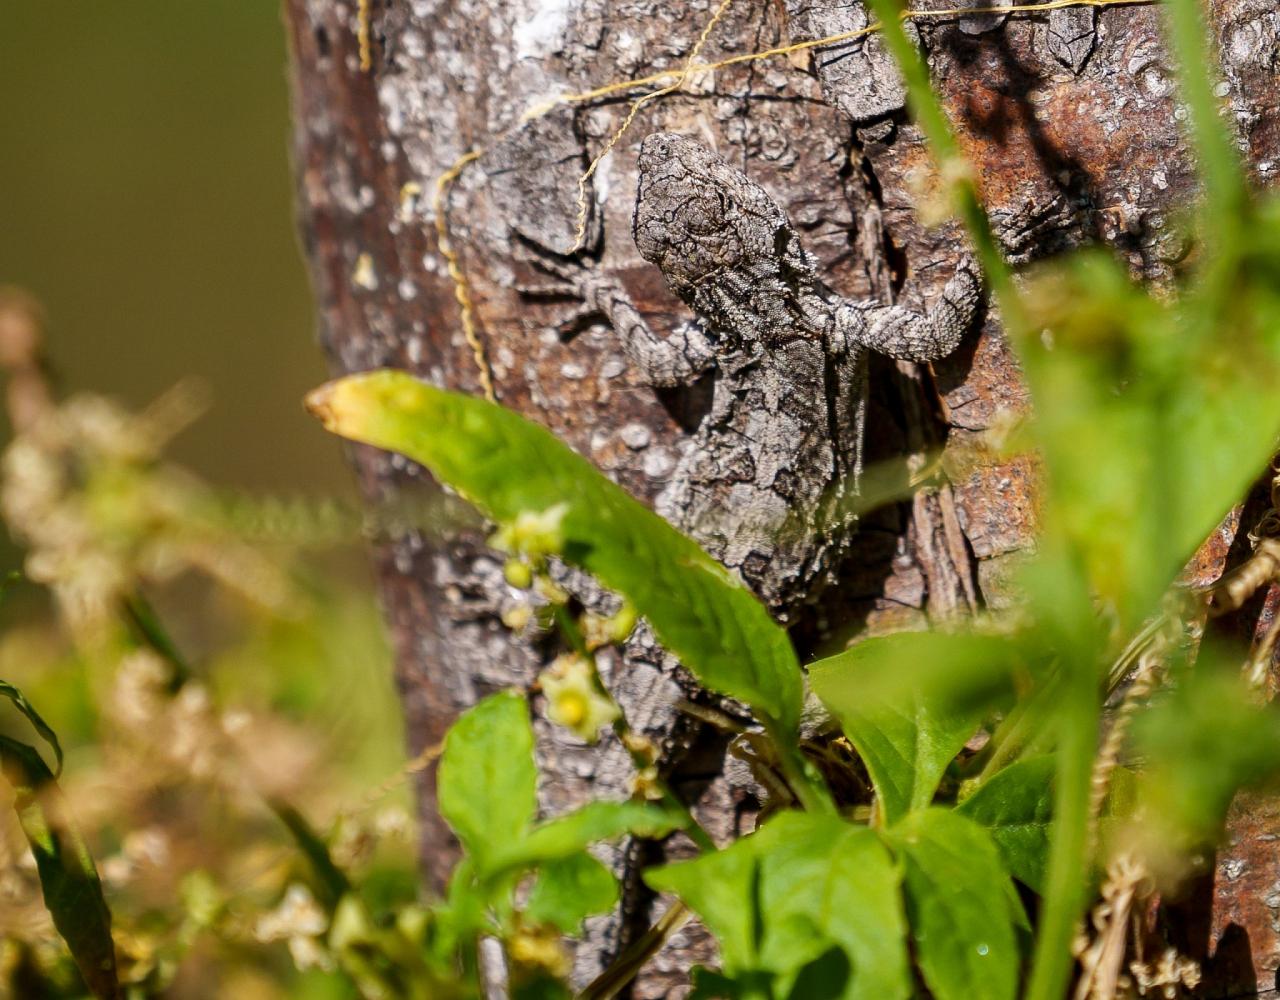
(835, 255, 984, 362)
(520, 253, 717, 388)
(579, 272, 718, 388)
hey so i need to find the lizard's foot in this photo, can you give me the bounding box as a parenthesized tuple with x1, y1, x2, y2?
(514, 244, 609, 336)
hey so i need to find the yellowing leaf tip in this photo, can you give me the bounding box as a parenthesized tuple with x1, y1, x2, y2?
(303, 381, 342, 431)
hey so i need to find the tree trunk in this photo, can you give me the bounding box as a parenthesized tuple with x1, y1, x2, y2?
(283, 0, 1280, 994)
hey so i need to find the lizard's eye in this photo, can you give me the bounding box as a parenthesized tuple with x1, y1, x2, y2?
(680, 191, 731, 238)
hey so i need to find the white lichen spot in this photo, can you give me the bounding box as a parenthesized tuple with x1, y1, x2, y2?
(352, 253, 378, 291)
(401, 30, 427, 60)
(514, 0, 576, 60)
(1152, 169, 1168, 190)
(594, 150, 614, 206)
(560, 361, 587, 381)
(398, 278, 418, 301)
(619, 423, 651, 450)
(378, 79, 405, 135)
(643, 447, 675, 479)
(600, 359, 627, 380)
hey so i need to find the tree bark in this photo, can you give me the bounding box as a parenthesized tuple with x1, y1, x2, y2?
(283, 0, 1280, 994)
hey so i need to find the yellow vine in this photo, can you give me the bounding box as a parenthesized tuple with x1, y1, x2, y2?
(433, 151, 496, 402)
(432, 0, 1157, 400)
(357, 0, 373, 72)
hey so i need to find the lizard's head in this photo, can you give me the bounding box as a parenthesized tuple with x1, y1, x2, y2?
(632, 133, 821, 345)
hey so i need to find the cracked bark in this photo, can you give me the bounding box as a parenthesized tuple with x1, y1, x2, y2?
(283, 0, 1280, 994)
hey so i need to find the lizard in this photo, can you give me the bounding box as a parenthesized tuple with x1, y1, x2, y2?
(521, 131, 983, 980)
(534, 131, 983, 618)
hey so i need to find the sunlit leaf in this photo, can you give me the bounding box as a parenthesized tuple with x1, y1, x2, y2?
(525, 853, 618, 933)
(1019, 246, 1280, 634)
(1134, 662, 1280, 863)
(308, 370, 801, 731)
(958, 755, 1054, 893)
(885, 809, 1020, 1000)
(646, 812, 911, 1000)
(490, 800, 685, 874)
(437, 690, 538, 874)
(0, 678, 63, 777)
(809, 631, 1005, 824)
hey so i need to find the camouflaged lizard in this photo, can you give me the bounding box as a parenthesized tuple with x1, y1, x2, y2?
(552, 132, 983, 618)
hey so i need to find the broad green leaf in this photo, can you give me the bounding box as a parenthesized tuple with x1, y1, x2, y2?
(308, 371, 801, 731)
(0, 678, 63, 777)
(646, 812, 911, 1000)
(958, 756, 1054, 894)
(1018, 245, 1280, 634)
(491, 800, 685, 873)
(1134, 663, 1280, 862)
(0, 736, 118, 1000)
(525, 853, 618, 933)
(885, 809, 1019, 1000)
(809, 632, 1000, 824)
(437, 691, 537, 873)
(689, 966, 762, 999)
(512, 974, 572, 1000)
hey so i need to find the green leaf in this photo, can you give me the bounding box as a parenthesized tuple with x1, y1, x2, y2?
(809, 632, 998, 824)
(437, 691, 538, 874)
(958, 756, 1054, 894)
(491, 800, 685, 874)
(0, 735, 118, 999)
(0, 678, 64, 777)
(1134, 662, 1280, 856)
(308, 371, 802, 731)
(885, 809, 1020, 1000)
(525, 853, 618, 933)
(689, 966, 760, 999)
(512, 974, 573, 1000)
(1017, 247, 1280, 635)
(646, 812, 911, 1000)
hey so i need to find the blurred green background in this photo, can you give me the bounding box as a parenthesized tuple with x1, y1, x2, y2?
(0, 8, 412, 994)
(0, 1, 349, 497)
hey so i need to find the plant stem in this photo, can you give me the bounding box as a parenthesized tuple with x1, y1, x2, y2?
(1161, 0, 1246, 246)
(861, 0, 1024, 335)
(551, 604, 718, 852)
(856, 7, 1111, 995)
(1024, 661, 1099, 1000)
(770, 727, 836, 814)
(121, 590, 192, 690)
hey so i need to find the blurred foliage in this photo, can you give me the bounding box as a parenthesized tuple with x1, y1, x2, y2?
(0, 295, 412, 998)
(0, 1, 339, 498)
